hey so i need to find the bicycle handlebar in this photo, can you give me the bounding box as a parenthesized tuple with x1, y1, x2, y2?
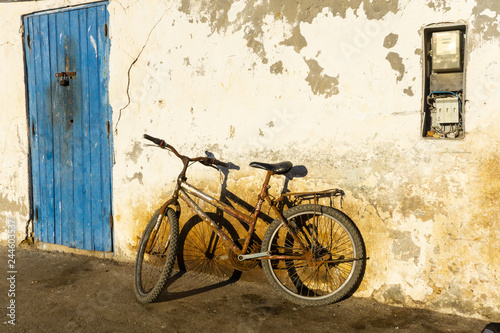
(143, 134, 229, 168)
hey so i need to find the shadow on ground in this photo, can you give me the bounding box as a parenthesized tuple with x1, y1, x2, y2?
(0, 247, 491, 333)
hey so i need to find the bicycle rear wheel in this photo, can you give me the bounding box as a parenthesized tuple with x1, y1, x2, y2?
(135, 207, 179, 303)
(177, 213, 241, 282)
(261, 204, 366, 306)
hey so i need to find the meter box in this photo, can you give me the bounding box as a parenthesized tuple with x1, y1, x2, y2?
(435, 97, 459, 124)
(421, 23, 466, 139)
(432, 30, 463, 72)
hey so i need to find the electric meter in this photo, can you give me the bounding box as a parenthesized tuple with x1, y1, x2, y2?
(432, 30, 462, 72)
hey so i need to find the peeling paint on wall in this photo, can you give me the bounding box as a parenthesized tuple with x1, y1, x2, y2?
(229, 125, 236, 139)
(385, 52, 406, 82)
(383, 33, 399, 48)
(125, 141, 143, 163)
(270, 61, 283, 75)
(471, 1, 500, 41)
(403, 86, 414, 96)
(0, 193, 28, 216)
(428, 0, 451, 13)
(176, 0, 401, 79)
(280, 25, 307, 53)
(390, 230, 421, 264)
(304, 59, 340, 97)
(127, 172, 144, 185)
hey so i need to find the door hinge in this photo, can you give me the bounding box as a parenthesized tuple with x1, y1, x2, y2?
(109, 214, 114, 230)
(104, 23, 108, 37)
(35, 206, 39, 221)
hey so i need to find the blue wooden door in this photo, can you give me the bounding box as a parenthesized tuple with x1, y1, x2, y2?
(24, 2, 113, 252)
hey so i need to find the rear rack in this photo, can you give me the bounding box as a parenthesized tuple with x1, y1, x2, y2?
(281, 189, 345, 208)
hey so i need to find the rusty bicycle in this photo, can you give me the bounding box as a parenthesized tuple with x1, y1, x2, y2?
(134, 134, 366, 306)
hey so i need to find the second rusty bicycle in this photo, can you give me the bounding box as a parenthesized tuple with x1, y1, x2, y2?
(134, 134, 366, 306)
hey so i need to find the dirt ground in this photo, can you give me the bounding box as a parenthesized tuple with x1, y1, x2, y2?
(0, 246, 491, 333)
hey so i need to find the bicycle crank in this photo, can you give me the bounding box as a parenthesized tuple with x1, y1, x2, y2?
(238, 252, 270, 260)
(227, 239, 261, 271)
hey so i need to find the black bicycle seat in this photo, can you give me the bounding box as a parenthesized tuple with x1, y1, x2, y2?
(249, 161, 293, 174)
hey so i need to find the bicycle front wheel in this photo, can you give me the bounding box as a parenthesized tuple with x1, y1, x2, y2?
(261, 204, 366, 306)
(135, 207, 179, 303)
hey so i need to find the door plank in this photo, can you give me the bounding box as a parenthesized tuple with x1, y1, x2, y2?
(33, 16, 47, 242)
(56, 9, 74, 247)
(78, 8, 93, 251)
(68, 8, 85, 250)
(48, 12, 63, 246)
(87, 6, 104, 251)
(97, 6, 112, 252)
(25, 17, 42, 241)
(39, 14, 56, 244)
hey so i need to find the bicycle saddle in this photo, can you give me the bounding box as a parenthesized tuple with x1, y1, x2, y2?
(249, 161, 293, 174)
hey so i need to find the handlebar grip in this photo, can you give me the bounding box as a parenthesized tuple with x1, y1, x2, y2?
(144, 134, 166, 148)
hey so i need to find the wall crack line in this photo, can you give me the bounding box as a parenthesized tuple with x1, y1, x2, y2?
(114, 0, 141, 12)
(115, 6, 170, 134)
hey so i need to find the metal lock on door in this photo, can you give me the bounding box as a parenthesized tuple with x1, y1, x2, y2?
(55, 71, 77, 86)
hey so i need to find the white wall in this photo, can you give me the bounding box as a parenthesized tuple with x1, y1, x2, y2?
(1, 0, 499, 320)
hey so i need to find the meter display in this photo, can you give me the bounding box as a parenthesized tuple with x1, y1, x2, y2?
(432, 30, 462, 72)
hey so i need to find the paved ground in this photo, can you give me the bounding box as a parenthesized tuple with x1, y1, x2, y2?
(0, 246, 493, 333)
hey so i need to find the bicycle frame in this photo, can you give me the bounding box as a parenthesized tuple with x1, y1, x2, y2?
(173, 171, 310, 261)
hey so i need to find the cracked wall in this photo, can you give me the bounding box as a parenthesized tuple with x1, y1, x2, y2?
(107, 0, 500, 321)
(1, 0, 500, 322)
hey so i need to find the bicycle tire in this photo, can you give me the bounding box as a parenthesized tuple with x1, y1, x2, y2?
(177, 212, 241, 281)
(261, 204, 366, 306)
(134, 207, 179, 303)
